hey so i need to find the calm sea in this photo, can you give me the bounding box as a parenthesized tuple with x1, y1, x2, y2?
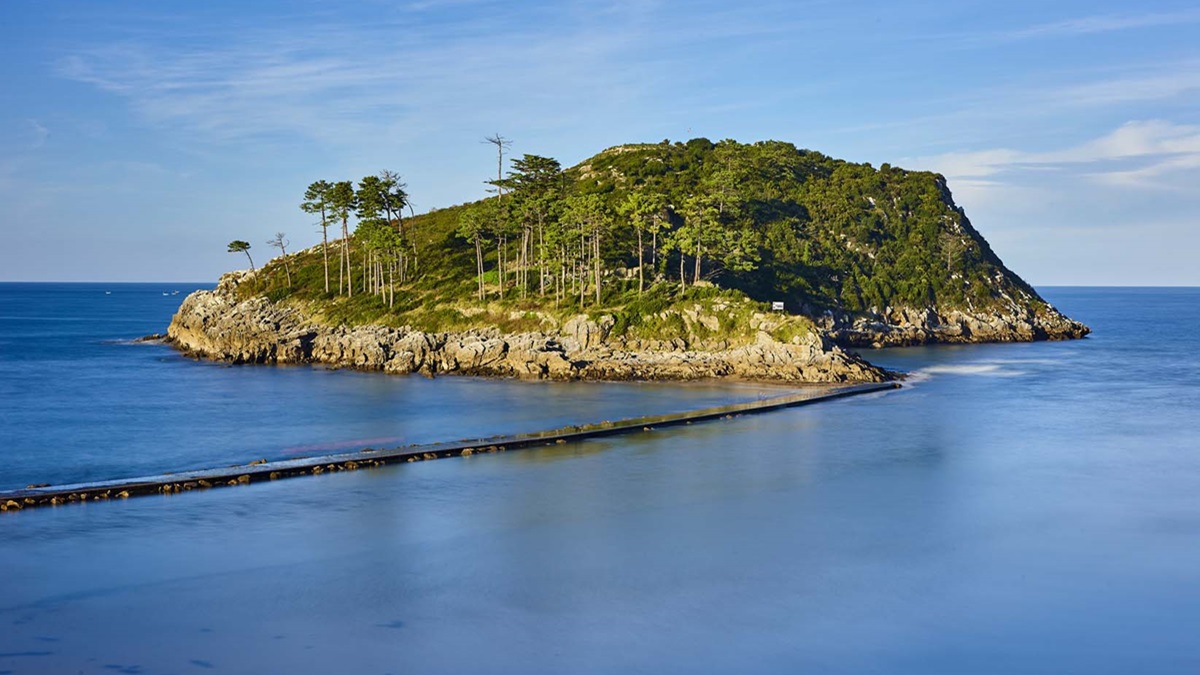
(1, 284, 1198, 674)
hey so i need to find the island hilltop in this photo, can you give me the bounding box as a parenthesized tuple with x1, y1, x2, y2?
(168, 138, 1089, 382)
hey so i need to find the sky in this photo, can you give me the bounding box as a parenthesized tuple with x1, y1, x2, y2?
(1, 0, 1198, 285)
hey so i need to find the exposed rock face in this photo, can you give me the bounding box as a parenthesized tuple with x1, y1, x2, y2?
(166, 272, 888, 383)
(817, 302, 1090, 348)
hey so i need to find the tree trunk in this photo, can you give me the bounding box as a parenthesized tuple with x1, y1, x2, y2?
(637, 228, 644, 295)
(557, 244, 565, 308)
(522, 226, 529, 298)
(321, 218, 330, 294)
(342, 217, 352, 298)
(475, 236, 484, 300)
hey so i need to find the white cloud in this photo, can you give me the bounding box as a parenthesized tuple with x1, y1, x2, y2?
(54, 12, 648, 146)
(51, 0, 854, 158)
(403, 0, 503, 11)
(1003, 9, 1200, 40)
(827, 57, 1200, 165)
(1093, 152, 1200, 190)
(1059, 68, 1200, 107)
(911, 120, 1200, 191)
(897, 120, 1200, 285)
(26, 119, 50, 148)
(1071, 119, 1200, 159)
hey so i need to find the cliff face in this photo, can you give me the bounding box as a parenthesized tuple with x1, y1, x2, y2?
(808, 181, 1088, 347)
(167, 272, 888, 383)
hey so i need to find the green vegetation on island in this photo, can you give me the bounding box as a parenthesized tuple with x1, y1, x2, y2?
(243, 138, 1065, 341)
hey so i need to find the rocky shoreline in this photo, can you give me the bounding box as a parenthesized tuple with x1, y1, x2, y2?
(166, 272, 1089, 383)
(166, 272, 889, 383)
(818, 303, 1090, 348)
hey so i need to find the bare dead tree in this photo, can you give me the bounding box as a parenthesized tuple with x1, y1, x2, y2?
(268, 232, 292, 287)
(482, 133, 512, 198)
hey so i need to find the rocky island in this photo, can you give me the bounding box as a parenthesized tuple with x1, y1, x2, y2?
(167, 139, 1088, 381)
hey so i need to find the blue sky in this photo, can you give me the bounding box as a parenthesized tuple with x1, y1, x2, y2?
(2, 0, 1198, 284)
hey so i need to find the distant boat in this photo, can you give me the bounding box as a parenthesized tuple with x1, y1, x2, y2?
(172, 290, 180, 295)
(162, 292, 170, 296)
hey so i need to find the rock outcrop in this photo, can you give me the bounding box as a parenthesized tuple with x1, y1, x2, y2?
(815, 300, 1089, 348)
(166, 272, 888, 383)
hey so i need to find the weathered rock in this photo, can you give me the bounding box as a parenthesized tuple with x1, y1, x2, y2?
(166, 272, 892, 383)
(560, 315, 613, 352)
(818, 301, 1090, 348)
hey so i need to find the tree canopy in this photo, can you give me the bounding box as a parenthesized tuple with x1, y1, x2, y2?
(226, 240, 254, 271)
(246, 138, 1052, 334)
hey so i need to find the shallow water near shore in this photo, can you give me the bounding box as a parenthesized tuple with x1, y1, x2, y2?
(0, 283, 786, 490)
(3, 285, 1200, 674)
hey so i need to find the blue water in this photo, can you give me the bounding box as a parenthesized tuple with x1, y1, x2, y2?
(0, 283, 777, 490)
(2, 285, 1199, 674)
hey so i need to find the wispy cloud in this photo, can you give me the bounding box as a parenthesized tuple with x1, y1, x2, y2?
(828, 56, 1200, 159)
(950, 58, 1200, 121)
(41, 0, 844, 222)
(52, 2, 806, 150)
(54, 9, 645, 146)
(1095, 152, 1200, 189)
(403, 0, 503, 11)
(1058, 66, 1200, 106)
(1003, 9, 1200, 40)
(26, 119, 50, 148)
(911, 120, 1200, 192)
